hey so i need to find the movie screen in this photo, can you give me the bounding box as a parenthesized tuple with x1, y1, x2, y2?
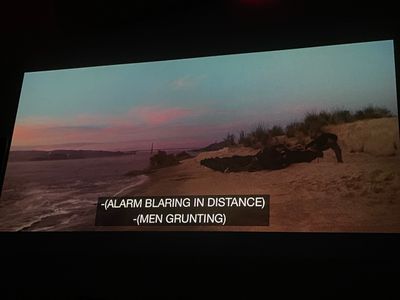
(1, 40, 398, 232)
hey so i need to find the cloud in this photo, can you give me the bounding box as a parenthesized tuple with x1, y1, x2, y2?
(134, 106, 195, 126)
(170, 75, 206, 90)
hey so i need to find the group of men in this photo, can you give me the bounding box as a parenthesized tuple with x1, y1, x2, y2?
(200, 132, 343, 173)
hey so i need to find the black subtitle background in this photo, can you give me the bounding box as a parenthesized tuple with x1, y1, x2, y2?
(1, 1, 399, 298)
(95, 195, 269, 226)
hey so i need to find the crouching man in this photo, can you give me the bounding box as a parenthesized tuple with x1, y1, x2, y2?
(306, 132, 343, 163)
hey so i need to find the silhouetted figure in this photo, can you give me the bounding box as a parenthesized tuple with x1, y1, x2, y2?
(305, 132, 343, 163)
(286, 147, 322, 164)
(201, 133, 344, 173)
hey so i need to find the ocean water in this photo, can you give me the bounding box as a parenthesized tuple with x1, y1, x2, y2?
(0, 153, 151, 231)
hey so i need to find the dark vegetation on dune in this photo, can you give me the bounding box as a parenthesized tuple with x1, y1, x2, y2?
(124, 151, 192, 176)
(228, 106, 394, 149)
(149, 150, 192, 168)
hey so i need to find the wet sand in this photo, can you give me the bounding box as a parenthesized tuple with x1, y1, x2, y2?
(0, 154, 151, 231)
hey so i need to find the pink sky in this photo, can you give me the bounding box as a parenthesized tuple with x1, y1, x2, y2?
(11, 105, 235, 151)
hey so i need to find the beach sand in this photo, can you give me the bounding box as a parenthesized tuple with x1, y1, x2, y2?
(121, 118, 400, 232)
(121, 146, 400, 232)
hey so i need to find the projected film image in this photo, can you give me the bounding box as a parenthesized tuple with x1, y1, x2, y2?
(0, 40, 399, 231)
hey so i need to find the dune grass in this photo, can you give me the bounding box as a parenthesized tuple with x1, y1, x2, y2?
(237, 105, 394, 147)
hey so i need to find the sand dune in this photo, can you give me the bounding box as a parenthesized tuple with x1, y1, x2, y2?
(128, 117, 400, 232)
(324, 117, 399, 156)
